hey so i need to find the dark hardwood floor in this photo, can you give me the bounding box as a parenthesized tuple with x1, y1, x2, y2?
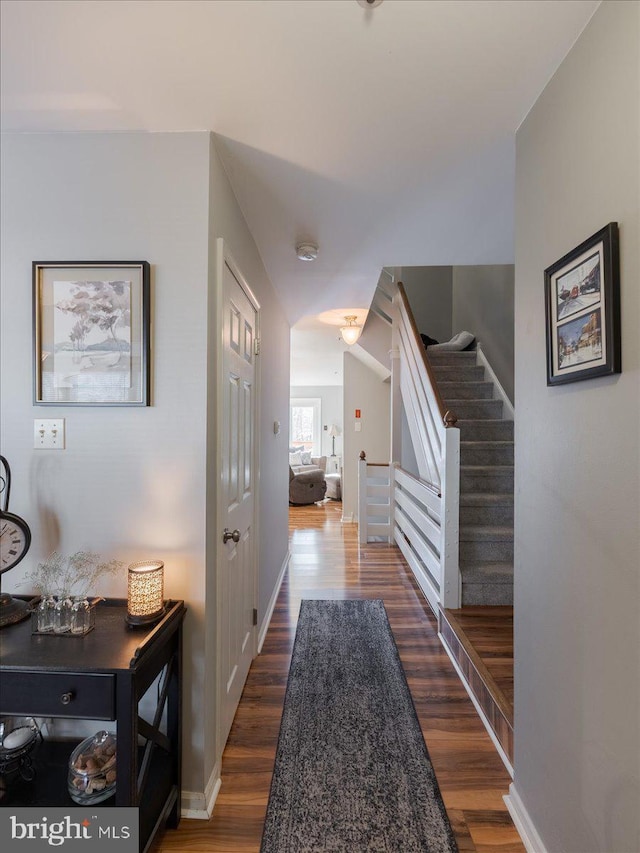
(158, 500, 523, 852)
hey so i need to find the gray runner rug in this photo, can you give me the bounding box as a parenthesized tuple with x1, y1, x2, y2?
(261, 599, 458, 852)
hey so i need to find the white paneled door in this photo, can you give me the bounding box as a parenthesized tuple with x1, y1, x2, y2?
(219, 256, 258, 751)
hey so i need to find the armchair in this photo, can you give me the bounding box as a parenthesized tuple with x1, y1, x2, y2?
(289, 466, 327, 505)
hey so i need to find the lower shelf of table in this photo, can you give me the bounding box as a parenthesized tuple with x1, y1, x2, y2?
(0, 738, 178, 851)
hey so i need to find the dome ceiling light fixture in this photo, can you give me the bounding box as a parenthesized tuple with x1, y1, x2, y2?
(340, 315, 363, 346)
(296, 242, 319, 262)
(356, 0, 384, 8)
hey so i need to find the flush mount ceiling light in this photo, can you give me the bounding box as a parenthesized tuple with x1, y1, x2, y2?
(357, 0, 384, 7)
(296, 242, 319, 262)
(340, 316, 363, 346)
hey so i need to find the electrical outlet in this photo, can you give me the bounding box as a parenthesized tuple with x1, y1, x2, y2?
(34, 419, 65, 449)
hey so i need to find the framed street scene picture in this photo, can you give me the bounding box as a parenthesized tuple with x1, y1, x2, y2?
(33, 261, 150, 405)
(544, 223, 620, 386)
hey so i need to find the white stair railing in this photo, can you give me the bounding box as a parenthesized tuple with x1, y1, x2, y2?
(358, 453, 392, 545)
(356, 282, 461, 611)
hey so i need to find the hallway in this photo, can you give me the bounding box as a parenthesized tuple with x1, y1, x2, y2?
(159, 501, 523, 852)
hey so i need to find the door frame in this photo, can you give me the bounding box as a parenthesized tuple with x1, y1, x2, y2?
(214, 237, 261, 763)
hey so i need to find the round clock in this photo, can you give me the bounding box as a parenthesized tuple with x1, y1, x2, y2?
(0, 455, 33, 627)
(1, 510, 32, 572)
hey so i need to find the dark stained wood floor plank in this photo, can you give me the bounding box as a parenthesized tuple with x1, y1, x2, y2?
(157, 501, 523, 853)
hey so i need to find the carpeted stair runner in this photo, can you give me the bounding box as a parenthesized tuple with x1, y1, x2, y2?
(261, 599, 458, 853)
(429, 350, 514, 605)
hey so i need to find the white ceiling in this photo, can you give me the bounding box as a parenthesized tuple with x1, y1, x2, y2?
(1, 0, 600, 382)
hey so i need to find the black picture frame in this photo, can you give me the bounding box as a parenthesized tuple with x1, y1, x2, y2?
(33, 261, 151, 406)
(544, 223, 620, 386)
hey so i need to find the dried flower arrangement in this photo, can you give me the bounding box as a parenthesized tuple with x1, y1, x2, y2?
(23, 550, 124, 599)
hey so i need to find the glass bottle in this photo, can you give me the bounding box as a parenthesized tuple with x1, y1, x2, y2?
(36, 594, 56, 633)
(53, 595, 72, 633)
(70, 596, 91, 634)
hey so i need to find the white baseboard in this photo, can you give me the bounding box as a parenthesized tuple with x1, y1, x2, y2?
(181, 763, 221, 819)
(476, 342, 515, 420)
(257, 551, 290, 653)
(438, 630, 514, 778)
(341, 512, 354, 523)
(504, 783, 548, 853)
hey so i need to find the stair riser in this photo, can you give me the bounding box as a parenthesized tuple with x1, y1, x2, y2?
(427, 351, 477, 365)
(460, 505, 514, 526)
(462, 584, 514, 606)
(461, 470, 514, 493)
(457, 420, 514, 441)
(449, 400, 503, 419)
(461, 445, 514, 466)
(441, 382, 494, 400)
(432, 366, 485, 382)
(460, 539, 514, 564)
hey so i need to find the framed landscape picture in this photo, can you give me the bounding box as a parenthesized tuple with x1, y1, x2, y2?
(33, 261, 150, 405)
(544, 223, 620, 386)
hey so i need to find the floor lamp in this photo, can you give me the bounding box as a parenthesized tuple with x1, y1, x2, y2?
(328, 424, 340, 456)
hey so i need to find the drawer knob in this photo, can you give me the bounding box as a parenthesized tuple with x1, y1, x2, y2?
(60, 692, 74, 705)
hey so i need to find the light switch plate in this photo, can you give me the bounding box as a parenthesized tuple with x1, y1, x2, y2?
(34, 418, 65, 449)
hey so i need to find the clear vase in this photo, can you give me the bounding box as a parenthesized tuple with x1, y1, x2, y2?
(70, 597, 91, 635)
(53, 596, 72, 633)
(36, 595, 56, 633)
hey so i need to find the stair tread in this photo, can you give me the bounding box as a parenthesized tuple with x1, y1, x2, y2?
(427, 350, 477, 357)
(459, 525, 514, 541)
(459, 562, 514, 580)
(460, 441, 514, 450)
(461, 465, 514, 472)
(440, 381, 493, 388)
(460, 492, 514, 506)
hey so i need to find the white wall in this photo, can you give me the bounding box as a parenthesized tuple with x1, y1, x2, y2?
(513, 3, 639, 851)
(290, 385, 343, 458)
(0, 131, 291, 806)
(400, 403, 419, 477)
(401, 266, 453, 343)
(342, 353, 390, 520)
(401, 264, 514, 401)
(452, 265, 515, 402)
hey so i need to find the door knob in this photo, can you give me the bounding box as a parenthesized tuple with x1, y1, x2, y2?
(223, 528, 241, 544)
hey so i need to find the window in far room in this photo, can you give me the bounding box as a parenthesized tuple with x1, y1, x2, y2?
(289, 397, 321, 455)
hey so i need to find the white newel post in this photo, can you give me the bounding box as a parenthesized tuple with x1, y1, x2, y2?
(440, 427, 461, 608)
(358, 452, 368, 545)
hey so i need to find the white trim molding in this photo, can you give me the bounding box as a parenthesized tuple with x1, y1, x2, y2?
(258, 551, 290, 653)
(181, 763, 222, 819)
(504, 783, 548, 853)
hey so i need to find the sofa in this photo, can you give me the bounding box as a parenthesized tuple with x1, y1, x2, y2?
(289, 451, 327, 505)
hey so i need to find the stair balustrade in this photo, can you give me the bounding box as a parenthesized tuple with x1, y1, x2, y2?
(356, 283, 461, 611)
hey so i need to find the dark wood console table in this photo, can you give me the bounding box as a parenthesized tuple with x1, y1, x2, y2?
(0, 598, 185, 853)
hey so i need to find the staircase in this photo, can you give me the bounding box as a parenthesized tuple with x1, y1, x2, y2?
(428, 350, 514, 605)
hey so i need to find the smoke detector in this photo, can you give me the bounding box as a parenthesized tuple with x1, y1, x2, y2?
(296, 242, 319, 262)
(357, 0, 383, 8)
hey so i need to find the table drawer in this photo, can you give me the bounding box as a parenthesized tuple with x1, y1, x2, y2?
(0, 672, 115, 719)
